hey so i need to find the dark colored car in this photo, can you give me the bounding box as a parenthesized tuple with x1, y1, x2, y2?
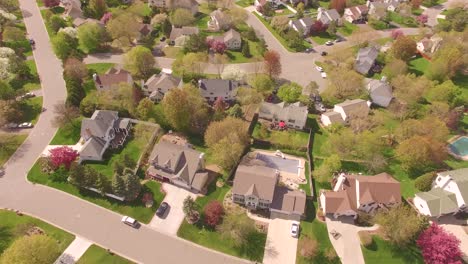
(160, 37, 166, 42)
(156, 202, 169, 217)
(321, 51, 328, 56)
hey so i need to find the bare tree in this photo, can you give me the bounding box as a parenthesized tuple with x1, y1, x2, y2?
(52, 102, 80, 128)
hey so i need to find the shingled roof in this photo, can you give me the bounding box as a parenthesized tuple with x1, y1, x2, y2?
(354, 46, 379, 75)
(232, 165, 278, 202)
(80, 110, 118, 139)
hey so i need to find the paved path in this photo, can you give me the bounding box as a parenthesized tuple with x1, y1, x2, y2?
(0, 1, 249, 263)
(263, 218, 298, 264)
(54, 237, 92, 264)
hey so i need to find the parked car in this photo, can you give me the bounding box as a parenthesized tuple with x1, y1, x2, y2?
(321, 72, 327, 78)
(21, 92, 35, 99)
(160, 37, 166, 42)
(305, 48, 313, 53)
(156, 202, 169, 217)
(291, 222, 299, 238)
(121, 216, 138, 227)
(315, 66, 323, 72)
(335, 38, 344, 43)
(321, 51, 328, 56)
(325, 41, 334, 46)
(18, 122, 33, 128)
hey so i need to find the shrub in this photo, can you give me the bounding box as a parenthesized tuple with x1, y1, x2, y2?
(359, 231, 373, 248)
(356, 212, 373, 227)
(49, 165, 68, 182)
(299, 236, 318, 258)
(325, 248, 338, 261)
(204, 201, 224, 227)
(414, 171, 437, 191)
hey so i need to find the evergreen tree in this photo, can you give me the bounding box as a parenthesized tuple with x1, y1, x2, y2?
(95, 173, 111, 195)
(124, 173, 142, 201)
(241, 40, 251, 58)
(161, 19, 172, 38)
(68, 163, 85, 187)
(112, 173, 126, 196)
(83, 166, 98, 187)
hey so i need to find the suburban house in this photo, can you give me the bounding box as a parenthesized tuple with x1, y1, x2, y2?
(254, 0, 281, 11)
(321, 99, 370, 127)
(169, 26, 199, 47)
(258, 102, 308, 130)
(413, 168, 468, 217)
(320, 173, 402, 218)
(232, 155, 306, 221)
(343, 5, 369, 23)
(198, 79, 242, 103)
(208, 9, 231, 31)
(61, 0, 82, 20)
(416, 35, 442, 54)
(317, 8, 341, 25)
(367, 0, 399, 19)
(93, 67, 133, 90)
(146, 141, 208, 193)
(206, 29, 242, 50)
(288, 17, 314, 36)
(72, 17, 103, 28)
(135, 23, 153, 42)
(367, 77, 393, 107)
(354, 46, 379, 75)
(148, 0, 199, 15)
(143, 73, 182, 101)
(79, 110, 132, 162)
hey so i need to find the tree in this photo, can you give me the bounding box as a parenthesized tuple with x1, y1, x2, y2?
(64, 58, 88, 80)
(329, 0, 346, 13)
(0, 235, 60, 264)
(270, 15, 290, 33)
(183, 196, 197, 219)
(314, 154, 341, 182)
(0, 0, 19, 12)
(414, 171, 437, 191)
(48, 14, 67, 33)
(77, 22, 108, 53)
(207, 39, 227, 54)
(416, 14, 428, 25)
(296, 2, 304, 18)
(123, 173, 142, 201)
(390, 29, 404, 39)
(391, 35, 417, 61)
(227, 7, 248, 25)
(52, 103, 80, 128)
(396, 136, 447, 173)
(94, 172, 111, 195)
(263, 50, 281, 78)
(382, 59, 408, 80)
(172, 52, 208, 76)
(299, 236, 318, 259)
(106, 13, 140, 46)
(391, 74, 433, 105)
(236, 87, 263, 105)
(375, 205, 428, 246)
(417, 223, 462, 264)
(241, 40, 251, 58)
(327, 20, 337, 35)
(205, 117, 249, 148)
(2, 26, 23, 42)
(151, 13, 168, 25)
(0, 80, 14, 100)
(322, 66, 364, 101)
(170, 8, 195, 27)
(0, 100, 22, 126)
(425, 80, 463, 107)
(204, 201, 224, 227)
(88, 0, 107, 19)
(310, 20, 327, 35)
(161, 19, 172, 37)
(410, 0, 422, 8)
(436, 8, 467, 32)
(217, 208, 257, 246)
(248, 74, 275, 95)
(136, 98, 155, 120)
(277, 82, 303, 103)
(48, 146, 79, 169)
(227, 104, 243, 118)
(68, 163, 86, 187)
(42, 0, 60, 8)
(395, 117, 449, 143)
(183, 34, 208, 53)
(51, 31, 78, 60)
(124, 46, 156, 78)
(217, 0, 234, 9)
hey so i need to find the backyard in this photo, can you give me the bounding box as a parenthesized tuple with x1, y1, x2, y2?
(408, 56, 430, 76)
(252, 123, 310, 156)
(77, 245, 134, 264)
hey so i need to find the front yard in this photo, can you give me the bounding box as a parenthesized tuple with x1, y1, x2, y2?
(310, 32, 336, 45)
(0, 134, 28, 167)
(337, 22, 358, 36)
(86, 63, 115, 74)
(20, 96, 43, 124)
(361, 235, 423, 264)
(77, 245, 134, 264)
(49, 117, 82, 145)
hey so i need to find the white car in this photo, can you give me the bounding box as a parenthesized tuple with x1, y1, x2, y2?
(325, 41, 334, 46)
(121, 216, 137, 227)
(291, 222, 300, 238)
(315, 66, 323, 72)
(20, 92, 35, 99)
(321, 72, 327, 78)
(18, 122, 33, 128)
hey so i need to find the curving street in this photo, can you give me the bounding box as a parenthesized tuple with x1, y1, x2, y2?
(0, 1, 247, 263)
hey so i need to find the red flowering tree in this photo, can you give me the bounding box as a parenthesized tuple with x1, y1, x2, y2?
(417, 223, 462, 264)
(204, 201, 224, 227)
(207, 39, 227, 54)
(417, 15, 428, 25)
(43, 0, 60, 7)
(391, 29, 404, 40)
(309, 21, 327, 35)
(100, 12, 112, 24)
(48, 146, 79, 170)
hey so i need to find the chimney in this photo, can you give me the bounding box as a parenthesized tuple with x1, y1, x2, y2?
(199, 153, 206, 170)
(92, 73, 98, 81)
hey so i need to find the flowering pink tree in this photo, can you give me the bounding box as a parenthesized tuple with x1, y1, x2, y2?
(417, 15, 428, 25)
(207, 39, 227, 54)
(417, 223, 462, 264)
(309, 21, 327, 35)
(391, 29, 404, 40)
(43, 0, 60, 7)
(100, 12, 112, 24)
(48, 146, 79, 169)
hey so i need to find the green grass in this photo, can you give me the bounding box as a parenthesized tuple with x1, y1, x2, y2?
(386, 159, 418, 198)
(20, 96, 43, 124)
(0, 209, 74, 256)
(408, 56, 430, 76)
(196, 14, 210, 30)
(361, 236, 423, 264)
(163, 46, 183, 59)
(388, 12, 418, 27)
(27, 161, 165, 223)
(77, 245, 134, 264)
(177, 182, 267, 262)
(225, 40, 262, 63)
(252, 123, 309, 153)
(36, 0, 44, 7)
(297, 201, 340, 264)
(337, 22, 358, 36)
(452, 72, 468, 88)
(21, 60, 41, 91)
(311, 32, 336, 45)
(49, 117, 82, 145)
(412, 8, 424, 16)
(299, 162, 312, 195)
(236, 0, 254, 7)
(86, 63, 115, 74)
(0, 134, 28, 166)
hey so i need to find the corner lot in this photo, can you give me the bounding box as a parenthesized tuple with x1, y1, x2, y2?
(263, 218, 298, 264)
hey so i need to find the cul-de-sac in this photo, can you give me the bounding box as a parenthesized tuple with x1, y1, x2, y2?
(0, 0, 466, 263)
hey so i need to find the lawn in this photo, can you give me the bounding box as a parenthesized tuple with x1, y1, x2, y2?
(0, 209, 74, 256)
(236, 0, 254, 7)
(388, 12, 418, 27)
(361, 235, 423, 264)
(19, 60, 40, 92)
(20, 96, 43, 124)
(0, 134, 28, 166)
(177, 182, 267, 262)
(311, 32, 336, 45)
(49, 117, 82, 145)
(77, 245, 134, 264)
(162, 46, 183, 59)
(299, 162, 312, 196)
(27, 161, 165, 223)
(226, 40, 262, 63)
(337, 22, 358, 36)
(86, 63, 115, 74)
(296, 201, 340, 264)
(408, 56, 430, 76)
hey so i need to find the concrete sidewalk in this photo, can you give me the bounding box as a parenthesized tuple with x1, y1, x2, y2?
(54, 237, 92, 264)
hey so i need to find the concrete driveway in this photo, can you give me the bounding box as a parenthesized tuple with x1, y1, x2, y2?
(263, 218, 298, 264)
(325, 216, 366, 264)
(149, 183, 197, 236)
(436, 215, 468, 262)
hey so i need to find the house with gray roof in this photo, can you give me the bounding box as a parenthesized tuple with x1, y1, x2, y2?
(206, 29, 242, 50)
(289, 17, 314, 36)
(93, 67, 133, 90)
(146, 141, 208, 193)
(208, 9, 231, 31)
(143, 73, 182, 102)
(317, 8, 340, 25)
(354, 46, 379, 75)
(198, 79, 242, 103)
(367, 77, 393, 107)
(79, 110, 131, 162)
(414, 168, 468, 217)
(232, 154, 306, 220)
(169, 26, 199, 47)
(259, 102, 308, 130)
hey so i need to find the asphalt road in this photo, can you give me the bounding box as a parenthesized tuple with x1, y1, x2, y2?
(0, 1, 248, 263)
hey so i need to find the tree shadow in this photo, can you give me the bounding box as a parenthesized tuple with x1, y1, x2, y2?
(0, 226, 13, 252)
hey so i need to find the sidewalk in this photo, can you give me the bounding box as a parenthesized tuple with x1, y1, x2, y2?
(54, 236, 92, 264)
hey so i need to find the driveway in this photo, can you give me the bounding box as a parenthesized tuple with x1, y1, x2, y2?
(325, 216, 367, 264)
(149, 183, 197, 236)
(263, 218, 298, 264)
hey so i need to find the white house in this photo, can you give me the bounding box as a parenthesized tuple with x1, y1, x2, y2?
(343, 5, 369, 23)
(258, 102, 309, 130)
(321, 99, 371, 127)
(317, 8, 340, 25)
(416, 35, 442, 54)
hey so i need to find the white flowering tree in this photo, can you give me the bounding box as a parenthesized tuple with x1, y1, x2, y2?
(59, 27, 78, 38)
